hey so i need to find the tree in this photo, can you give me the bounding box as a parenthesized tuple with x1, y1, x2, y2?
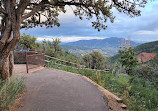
(119, 47, 139, 75)
(52, 38, 62, 56)
(90, 51, 106, 70)
(41, 38, 62, 57)
(0, 0, 146, 80)
(16, 33, 41, 50)
(42, 39, 54, 56)
(83, 51, 106, 70)
(83, 54, 92, 68)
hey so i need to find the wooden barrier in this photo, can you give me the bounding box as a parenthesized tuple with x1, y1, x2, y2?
(45, 55, 109, 73)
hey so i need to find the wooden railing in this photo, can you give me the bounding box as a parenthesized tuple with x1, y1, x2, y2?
(45, 55, 109, 73)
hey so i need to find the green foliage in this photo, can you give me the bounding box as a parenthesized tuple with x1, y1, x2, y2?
(132, 65, 158, 84)
(0, 76, 25, 111)
(129, 77, 158, 111)
(83, 51, 106, 70)
(42, 39, 80, 63)
(42, 39, 55, 56)
(42, 38, 63, 57)
(83, 54, 92, 68)
(16, 33, 42, 50)
(134, 40, 158, 54)
(119, 47, 139, 75)
(53, 39, 62, 52)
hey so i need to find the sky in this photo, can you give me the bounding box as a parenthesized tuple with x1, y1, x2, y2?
(21, 1, 158, 43)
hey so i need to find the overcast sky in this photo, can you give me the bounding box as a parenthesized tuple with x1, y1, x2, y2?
(21, 1, 158, 43)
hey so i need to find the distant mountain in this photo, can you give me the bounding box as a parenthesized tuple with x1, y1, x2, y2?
(64, 37, 140, 49)
(62, 37, 140, 56)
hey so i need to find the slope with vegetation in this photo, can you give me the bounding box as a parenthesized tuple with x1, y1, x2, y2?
(110, 40, 158, 63)
(134, 40, 158, 54)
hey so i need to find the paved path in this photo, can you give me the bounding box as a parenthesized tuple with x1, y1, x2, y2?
(19, 68, 108, 111)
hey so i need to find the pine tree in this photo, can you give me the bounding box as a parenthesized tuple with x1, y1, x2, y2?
(119, 47, 139, 75)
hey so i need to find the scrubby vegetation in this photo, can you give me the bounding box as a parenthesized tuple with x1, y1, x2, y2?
(134, 40, 158, 54)
(0, 76, 25, 111)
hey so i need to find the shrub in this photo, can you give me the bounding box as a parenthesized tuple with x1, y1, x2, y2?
(132, 65, 158, 85)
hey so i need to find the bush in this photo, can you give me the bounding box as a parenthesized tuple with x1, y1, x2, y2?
(0, 76, 25, 111)
(132, 65, 158, 86)
(129, 77, 158, 110)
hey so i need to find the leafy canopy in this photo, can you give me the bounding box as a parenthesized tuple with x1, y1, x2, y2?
(16, 33, 41, 50)
(83, 51, 106, 70)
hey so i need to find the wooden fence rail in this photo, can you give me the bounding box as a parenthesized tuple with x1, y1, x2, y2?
(45, 55, 109, 73)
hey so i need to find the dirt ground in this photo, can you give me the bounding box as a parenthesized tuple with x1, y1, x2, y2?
(14, 64, 27, 75)
(14, 64, 45, 75)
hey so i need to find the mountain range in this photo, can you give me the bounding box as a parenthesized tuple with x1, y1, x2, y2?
(62, 37, 141, 57)
(64, 37, 140, 48)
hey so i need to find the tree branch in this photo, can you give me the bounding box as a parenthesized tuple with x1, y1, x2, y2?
(0, 7, 6, 14)
(22, 1, 45, 21)
(22, 0, 95, 21)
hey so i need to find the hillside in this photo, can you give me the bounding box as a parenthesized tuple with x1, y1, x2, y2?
(134, 40, 158, 54)
(110, 40, 158, 63)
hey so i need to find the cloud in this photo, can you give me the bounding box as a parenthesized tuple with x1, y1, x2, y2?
(134, 29, 158, 35)
(37, 36, 105, 42)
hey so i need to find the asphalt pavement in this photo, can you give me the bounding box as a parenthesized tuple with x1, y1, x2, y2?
(19, 68, 108, 111)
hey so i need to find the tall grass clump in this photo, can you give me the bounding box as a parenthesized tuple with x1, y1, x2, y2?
(0, 76, 25, 111)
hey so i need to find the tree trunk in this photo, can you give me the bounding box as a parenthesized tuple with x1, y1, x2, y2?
(9, 51, 14, 77)
(0, 51, 14, 80)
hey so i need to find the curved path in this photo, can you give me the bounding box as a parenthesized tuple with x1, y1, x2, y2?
(19, 68, 108, 111)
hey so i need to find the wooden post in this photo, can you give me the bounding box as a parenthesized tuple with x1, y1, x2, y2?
(25, 52, 29, 73)
(43, 53, 45, 67)
(78, 59, 80, 71)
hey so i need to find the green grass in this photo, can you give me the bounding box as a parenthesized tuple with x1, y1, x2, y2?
(0, 76, 25, 111)
(47, 61, 158, 111)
